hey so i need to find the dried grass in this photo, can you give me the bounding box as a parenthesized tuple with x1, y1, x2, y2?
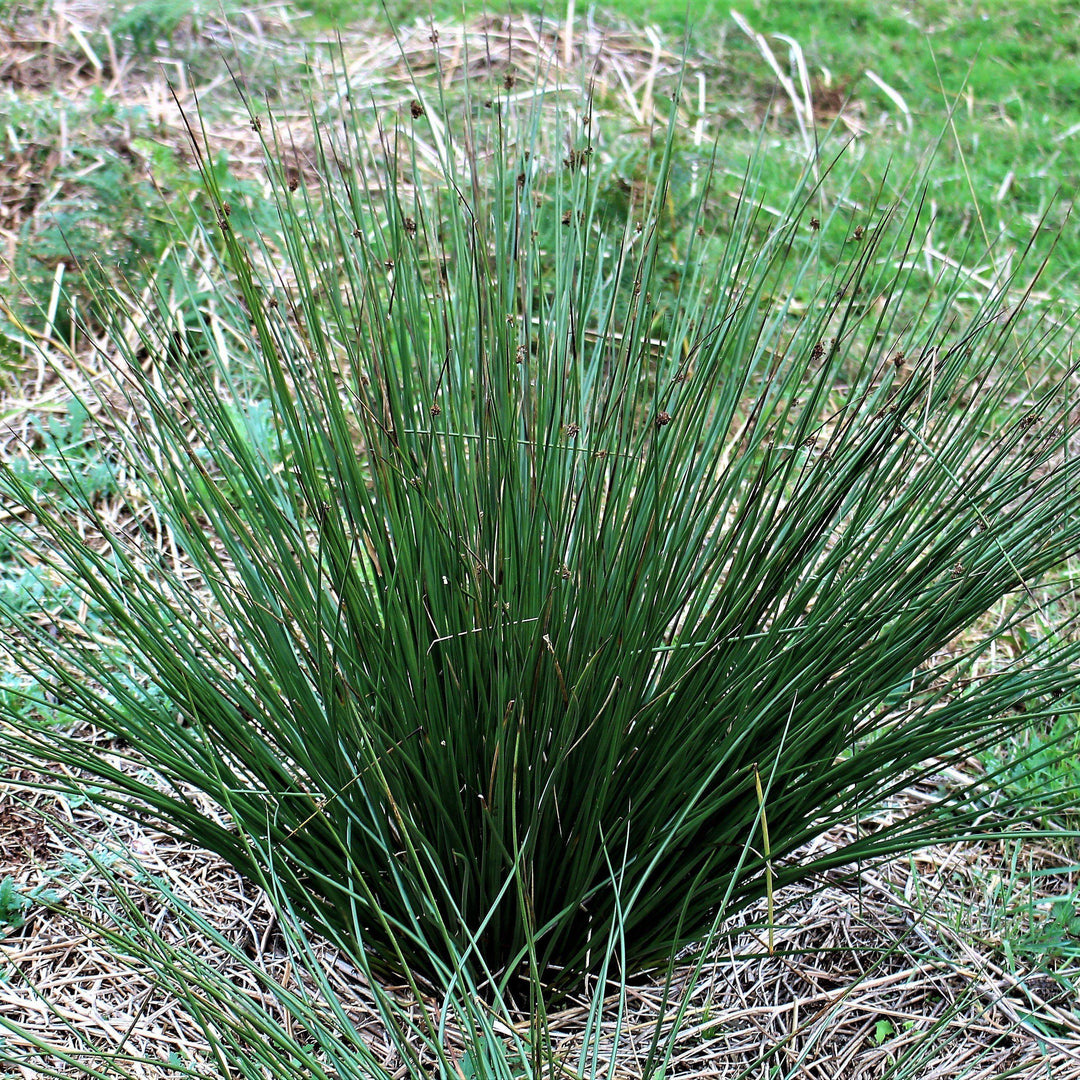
(1, 3, 673, 272)
(1, 0, 863, 290)
(1, 764, 1078, 1079)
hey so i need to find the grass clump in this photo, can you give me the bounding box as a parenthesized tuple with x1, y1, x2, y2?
(0, 56, 1078, 1008)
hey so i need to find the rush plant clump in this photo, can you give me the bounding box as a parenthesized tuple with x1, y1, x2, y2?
(1, 61, 1078, 1005)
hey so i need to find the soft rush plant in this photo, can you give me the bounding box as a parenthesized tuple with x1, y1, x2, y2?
(1, 59, 1079, 1001)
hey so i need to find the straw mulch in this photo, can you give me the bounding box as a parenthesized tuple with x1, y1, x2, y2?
(2, 5, 1078, 1079)
(2, 766, 1079, 1079)
(2, 1, 680, 274)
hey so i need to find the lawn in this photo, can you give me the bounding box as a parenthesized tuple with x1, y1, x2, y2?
(1, 2, 1079, 1077)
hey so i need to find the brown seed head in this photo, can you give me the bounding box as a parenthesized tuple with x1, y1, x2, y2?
(564, 147, 593, 171)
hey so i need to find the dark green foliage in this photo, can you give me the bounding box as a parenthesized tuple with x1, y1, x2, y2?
(0, 877, 31, 931)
